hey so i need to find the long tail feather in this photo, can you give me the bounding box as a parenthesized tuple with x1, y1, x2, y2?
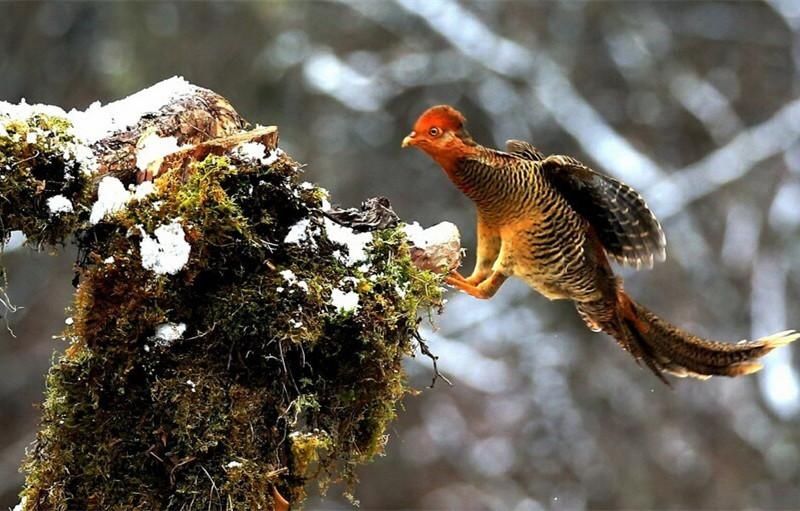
(579, 291, 799, 382)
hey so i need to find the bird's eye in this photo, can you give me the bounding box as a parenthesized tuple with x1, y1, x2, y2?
(428, 127, 441, 137)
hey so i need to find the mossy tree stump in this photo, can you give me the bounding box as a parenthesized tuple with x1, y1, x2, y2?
(0, 79, 452, 510)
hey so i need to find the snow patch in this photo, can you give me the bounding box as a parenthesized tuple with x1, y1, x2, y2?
(233, 141, 284, 166)
(136, 133, 180, 171)
(402, 221, 462, 272)
(155, 322, 187, 346)
(47, 195, 74, 215)
(89, 177, 158, 224)
(284, 218, 315, 245)
(284, 215, 373, 268)
(330, 288, 360, 313)
(323, 218, 372, 266)
(280, 269, 309, 293)
(133, 180, 156, 199)
(90, 176, 130, 224)
(0, 100, 69, 121)
(139, 220, 191, 275)
(233, 142, 283, 166)
(2, 77, 194, 176)
(70, 143, 99, 175)
(68, 76, 196, 143)
(226, 461, 243, 469)
(403, 221, 460, 248)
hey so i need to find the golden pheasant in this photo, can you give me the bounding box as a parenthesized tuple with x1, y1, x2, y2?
(402, 105, 798, 383)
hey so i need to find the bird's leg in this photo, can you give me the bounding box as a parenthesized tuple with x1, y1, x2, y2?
(464, 218, 501, 285)
(445, 271, 507, 299)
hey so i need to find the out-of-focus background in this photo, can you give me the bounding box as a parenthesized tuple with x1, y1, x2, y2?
(2, 1, 800, 509)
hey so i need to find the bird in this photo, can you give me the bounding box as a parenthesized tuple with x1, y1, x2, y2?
(402, 104, 798, 383)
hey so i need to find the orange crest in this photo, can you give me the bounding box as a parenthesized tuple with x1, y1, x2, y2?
(412, 105, 466, 134)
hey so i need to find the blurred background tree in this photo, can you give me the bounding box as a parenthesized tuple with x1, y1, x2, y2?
(2, 1, 799, 509)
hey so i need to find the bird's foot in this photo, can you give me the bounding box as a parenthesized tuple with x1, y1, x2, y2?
(444, 271, 507, 299)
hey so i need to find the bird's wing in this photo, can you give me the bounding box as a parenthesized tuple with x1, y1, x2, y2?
(539, 154, 666, 269)
(505, 139, 545, 161)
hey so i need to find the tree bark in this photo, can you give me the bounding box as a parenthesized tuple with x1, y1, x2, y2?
(0, 79, 458, 510)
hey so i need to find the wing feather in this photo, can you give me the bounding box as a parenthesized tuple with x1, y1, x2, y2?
(534, 152, 666, 269)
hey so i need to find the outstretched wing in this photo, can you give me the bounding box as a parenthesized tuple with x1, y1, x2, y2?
(535, 151, 666, 269)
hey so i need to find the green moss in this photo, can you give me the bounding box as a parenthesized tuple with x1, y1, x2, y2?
(0, 113, 92, 249)
(8, 129, 445, 510)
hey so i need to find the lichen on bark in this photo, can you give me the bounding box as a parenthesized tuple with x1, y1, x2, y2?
(1, 82, 447, 510)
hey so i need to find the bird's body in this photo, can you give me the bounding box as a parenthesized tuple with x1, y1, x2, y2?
(450, 149, 600, 302)
(403, 105, 798, 382)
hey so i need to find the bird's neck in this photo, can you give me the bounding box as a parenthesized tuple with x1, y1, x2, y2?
(444, 148, 533, 224)
(432, 144, 483, 190)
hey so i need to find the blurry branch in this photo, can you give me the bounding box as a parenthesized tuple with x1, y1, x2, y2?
(646, 98, 800, 218)
(766, 0, 800, 31)
(669, 68, 744, 143)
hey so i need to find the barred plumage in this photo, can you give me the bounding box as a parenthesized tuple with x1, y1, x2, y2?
(403, 104, 798, 383)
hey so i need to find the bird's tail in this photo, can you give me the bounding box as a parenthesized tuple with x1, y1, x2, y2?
(579, 289, 799, 383)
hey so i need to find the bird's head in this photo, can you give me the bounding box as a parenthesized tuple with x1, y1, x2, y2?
(402, 105, 476, 168)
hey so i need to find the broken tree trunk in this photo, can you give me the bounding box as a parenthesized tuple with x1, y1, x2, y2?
(0, 78, 460, 510)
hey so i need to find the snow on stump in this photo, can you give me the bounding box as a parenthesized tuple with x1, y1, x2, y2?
(0, 79, 457, 510)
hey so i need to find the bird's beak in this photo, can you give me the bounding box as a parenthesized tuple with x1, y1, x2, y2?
(401, 131, 416, 148)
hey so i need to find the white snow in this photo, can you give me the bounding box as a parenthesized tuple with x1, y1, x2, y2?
(226, 461, 243, 469)
(155, 322, 186, 343)
(284, 218, 315, 245)
(402, 220, 462, 271)
(133, 180, 156, 200)
(330, 288, 360, 313)
(322, 218, 372, 266)
(136, 133, 180, 171)
(0, 100, 69, 121)
(1, 77, 195, 178)
(12, 497, 26, 511)
(68, 76, 196, 143)
(25, 131, 37, 144)
(47, 195, 74, 215)
(233, 141, 283, 166)
(284, 215, 374, 268)
(90, 176, 130, 224)
(139, 220, 191, 275)
(279, 269, 309, 293)
(65, 317, 74, 325)
(403, 221, 460, 249)
(89, 177, 158, 224)
(103, 256, 115, 264)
